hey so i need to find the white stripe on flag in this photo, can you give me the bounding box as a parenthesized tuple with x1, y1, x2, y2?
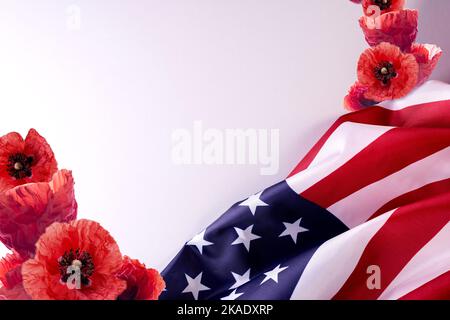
(378, 222, 450, 300)
(286, 123, 392, 194)
(381, 80, 450, 111)
(290, 210, 394, 300)
(328, 147, 450, 228)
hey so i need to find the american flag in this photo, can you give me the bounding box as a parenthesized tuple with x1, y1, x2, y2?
(161, 81, 450, 300)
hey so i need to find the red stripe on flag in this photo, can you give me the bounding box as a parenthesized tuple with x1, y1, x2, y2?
(300, 128, 450, 209)
(399, 272, 450, 300)
(332, 194, 450, 300)
(289, 100, 450, 178)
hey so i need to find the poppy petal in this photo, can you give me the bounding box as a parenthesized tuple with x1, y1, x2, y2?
(0, 250, 25, 288)
(117, 256, 165, 300)
(359, 9, 418, 51)
(344, 82, 378, 111)
(410, 43, 443, 86)
(0, 170, 77, 257)
(23, 129, 58, 185)
(0, 282, 31, 300)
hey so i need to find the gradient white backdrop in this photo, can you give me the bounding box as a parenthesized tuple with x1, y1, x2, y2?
(0, 0, 448, 269)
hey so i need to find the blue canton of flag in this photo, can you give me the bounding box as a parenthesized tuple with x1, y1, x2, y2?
(161, 181, 348, 300)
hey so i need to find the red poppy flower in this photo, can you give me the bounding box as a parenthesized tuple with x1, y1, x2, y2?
(362, 0, 405, 15)
(0, 250, 30, 300)
(0, 170, 77, 258)
(22, 219, 126, 300)
(116, 256, 165, 300)
(357, 42, 419, 101)
(359, 9, 418, 51)
(0, 250, 25, 289)
(409, 43, 443, 86)
(0, 282, 31, 300)
(343, 82, 378, 111)
(0, 129, 57, 192)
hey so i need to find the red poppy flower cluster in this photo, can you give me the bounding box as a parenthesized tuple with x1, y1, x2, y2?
(0, 130, 164, 300)
(345, 0, 442, 111)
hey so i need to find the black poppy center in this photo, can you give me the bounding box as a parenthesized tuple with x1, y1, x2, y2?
(58, 249, 95, 287)
(373, 0, 392, 11)
(7, 153, 34, 179)
(374, 61, 397, 85)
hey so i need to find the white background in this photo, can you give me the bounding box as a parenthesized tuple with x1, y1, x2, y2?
(0, 0, 448, 269)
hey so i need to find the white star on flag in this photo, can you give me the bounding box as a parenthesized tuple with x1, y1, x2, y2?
(239, 191, 268, 215)
(221, 289, 244, 301)
(187, 230, 213, 254)
(182, 272, 210, 300)
(230, 269, 251, 290)
(261, 264, 288, 284)
(232, 225, 261, 251)
(279, 218, 309, 244)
